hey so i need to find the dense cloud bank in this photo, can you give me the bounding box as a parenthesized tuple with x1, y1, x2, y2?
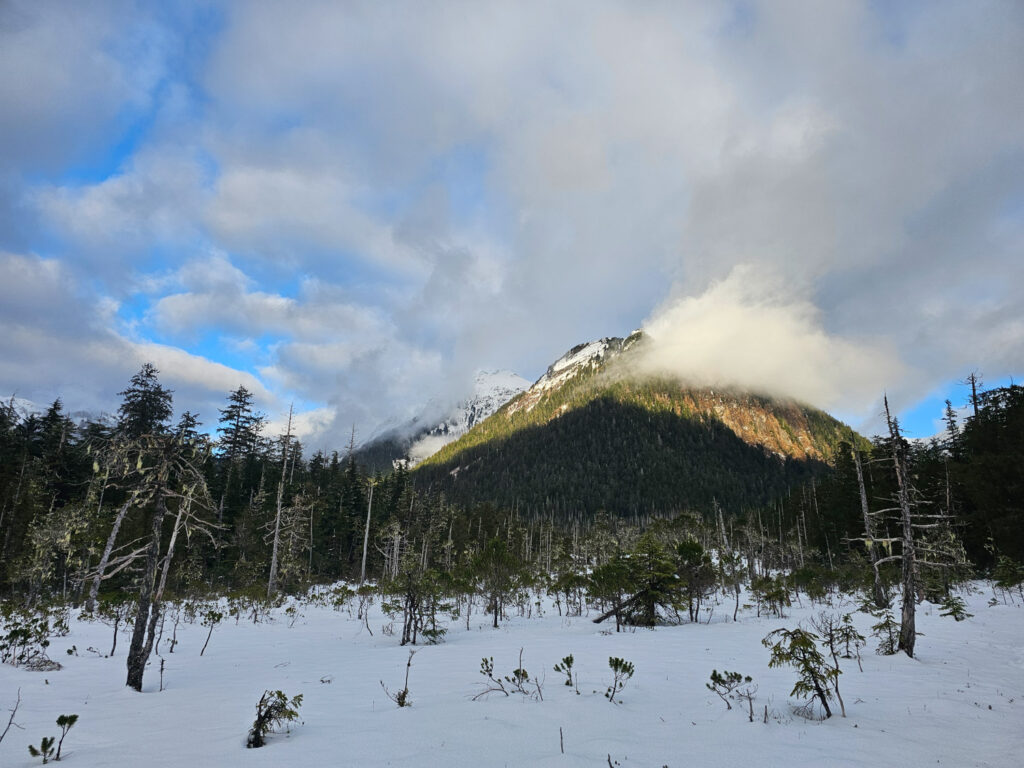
(0, 0, 1021, 445)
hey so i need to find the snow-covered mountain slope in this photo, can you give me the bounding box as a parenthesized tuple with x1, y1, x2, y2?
(509, 331, 641, 415)
(358, 370, 529, 468)
(406, 370, 530, 464)
(2, 395, 114, 426)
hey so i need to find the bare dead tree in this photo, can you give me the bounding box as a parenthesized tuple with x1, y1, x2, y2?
(853, 448, 887, 609)
(360, 480, 376, 585)
(86, 498, 131, 613)
(0, 688, 22, 746)
(267, 404, 293, 599)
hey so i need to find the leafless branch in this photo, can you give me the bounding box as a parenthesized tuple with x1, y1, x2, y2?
(0, 688, 22, 745)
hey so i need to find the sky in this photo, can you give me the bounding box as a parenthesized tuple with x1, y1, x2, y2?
(0, 0, 1021, 449)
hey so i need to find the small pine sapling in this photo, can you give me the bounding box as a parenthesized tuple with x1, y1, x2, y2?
(95, 596, 132, 658)
(605, 657, 634, 703)
(504, 648, 543, 700)
(939, 594, 973, 622)
(54, 715, 77, 760)
(836, 613, 866, 672)
(506, 666, 531, 695)
(381, 649, 416, 707)
(473, 650, 543, 701)
(246, 690, 303, 748)
(871, 609, 900, 656)
(809, 613, 850, 717)
(762, 628, 837, 719)
(706, 669, 751, 711)
(553, 654, 578, 692)
(28, 714, 77, 763)
(28, 736, 55, 763)
(474, 656, 510, 699)
(200, 609, 224, 657)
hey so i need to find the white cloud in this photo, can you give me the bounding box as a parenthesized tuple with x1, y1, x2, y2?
(0, 0, 164, 173)
(0, 252, 275, 430)
(4, 0, 1022, 447)
(638, 265, 911, 420)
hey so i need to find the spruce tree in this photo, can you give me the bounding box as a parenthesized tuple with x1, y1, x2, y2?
(217, 386, 262, 461)
(117, 364, 173, 438)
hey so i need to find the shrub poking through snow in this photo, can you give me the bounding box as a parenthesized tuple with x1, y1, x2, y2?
(246, 690, 303, 748)
(475, 656, 510, 698)
(381, 649, 416, 707)
(474, 649, 543, 701)
(762, 628, 838, 719)
(28, 714, 77, 763)
(554, 654, 577, 691)
(27, 735, 55, 763)
(1, 605, 59, 670)
(706, 669, 752, 711)
(736, 678, 758, 722)
(200, 609, 224, 656)
(605, 657, 634, 703)
(94, 595, 132, 657)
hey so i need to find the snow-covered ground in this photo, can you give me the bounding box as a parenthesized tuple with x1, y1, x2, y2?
(1, 586, 1022, 767)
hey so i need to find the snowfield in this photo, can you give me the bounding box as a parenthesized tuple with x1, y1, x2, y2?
(1, 586, 1022, 767)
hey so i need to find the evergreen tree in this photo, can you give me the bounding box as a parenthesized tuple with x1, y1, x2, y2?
(217, 386, 263, 461)
(117, 364, 173, 438)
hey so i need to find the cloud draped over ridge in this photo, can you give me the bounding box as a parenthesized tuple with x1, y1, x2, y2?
(637, 266, 911, 417)
(0, 0, 1021, 444)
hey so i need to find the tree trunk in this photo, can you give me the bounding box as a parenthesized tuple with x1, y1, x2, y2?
(360, 483, 374, 584)
(885, 397, 916, 659)
(126, 494, 168, 691)
(87, 499, 132, 612)
(156, 500, 186, 600)
(268, 405, 293, 599)
(854, 449, 886, 609)
(813, 677, 833, 719)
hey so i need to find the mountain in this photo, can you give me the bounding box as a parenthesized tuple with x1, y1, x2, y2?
(413, 331, 865, 516)
(356, 370, 530, 471)
(3, 396, 115, 427)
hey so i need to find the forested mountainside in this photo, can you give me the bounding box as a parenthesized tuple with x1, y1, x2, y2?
(413, 334, 864, 515)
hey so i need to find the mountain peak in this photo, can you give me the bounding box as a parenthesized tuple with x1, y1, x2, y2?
(414, 328, 864, 515)
(512, 332, 643, 415)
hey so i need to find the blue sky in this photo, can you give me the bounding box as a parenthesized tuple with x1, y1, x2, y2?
(1, 0, 1021, 447)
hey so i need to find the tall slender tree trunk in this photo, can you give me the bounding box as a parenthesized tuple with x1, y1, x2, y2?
(360, 483, 374, 584)
(854, 448, 886, 609)
(267, 405, 293, 599)
(87, 499, 132, 612)
(885, 397, 917, 658)
(155, 493, 190, 602)
(126, 494, 168, 691)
